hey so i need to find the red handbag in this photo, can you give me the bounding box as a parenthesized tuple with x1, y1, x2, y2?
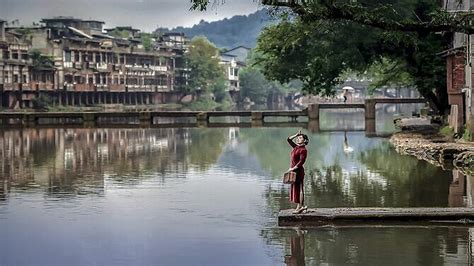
(283, 171, 296, 184)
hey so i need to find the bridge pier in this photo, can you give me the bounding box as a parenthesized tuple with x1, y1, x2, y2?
(308, 104, 319, 120)
(23, 114, 37, 127)
(365, 119, 376, 134)
(196, 112, 209, 123)
(251, 111, 263, 127)
(307, 120, 320, 133)
(139, 111, 152, 126)
(364, 99, 376, 120)
(82, 113, 97, 127)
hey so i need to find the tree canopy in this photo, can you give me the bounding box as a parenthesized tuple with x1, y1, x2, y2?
(185, 36, 225, 94)
(190, 0, 473, 113)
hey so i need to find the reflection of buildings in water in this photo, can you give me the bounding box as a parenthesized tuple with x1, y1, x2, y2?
(0, 177, 7, 201)
(285, 229, 306, 266)
(437, 227, 473, 265)
(227, 128, 240, 149)
(0, 128, 207, 199)
(449, 170, 474, 207)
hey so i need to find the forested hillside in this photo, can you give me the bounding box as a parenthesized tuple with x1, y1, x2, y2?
(155, 9, 272, 48)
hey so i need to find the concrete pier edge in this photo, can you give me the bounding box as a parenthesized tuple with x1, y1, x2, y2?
(278, 207, 474, 226)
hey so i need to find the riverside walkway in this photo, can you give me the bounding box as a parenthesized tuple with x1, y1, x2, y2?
(0, 98, 426, 132)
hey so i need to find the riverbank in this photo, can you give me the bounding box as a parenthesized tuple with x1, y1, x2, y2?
(390, 127, 474, 175)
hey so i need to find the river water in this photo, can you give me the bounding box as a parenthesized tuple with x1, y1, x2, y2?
(0, 105, 473, 265)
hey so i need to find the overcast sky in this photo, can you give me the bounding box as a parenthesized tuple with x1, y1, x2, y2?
(0, 0, 262, 32)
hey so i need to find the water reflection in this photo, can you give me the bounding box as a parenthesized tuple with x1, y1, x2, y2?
(284, 229, 306, 266)
(267, 226, 474, 265)
(0, 124, 473, 264)
(0, 127, 229, 201)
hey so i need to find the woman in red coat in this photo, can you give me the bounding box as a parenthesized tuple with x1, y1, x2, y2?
(287, 130, 309, 214)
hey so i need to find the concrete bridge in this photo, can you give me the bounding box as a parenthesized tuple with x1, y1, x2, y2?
(307, 98, 426, 132)
(0, 98, 426, 133)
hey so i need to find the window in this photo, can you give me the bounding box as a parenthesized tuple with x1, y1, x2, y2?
(12, 52, 18, 60)
(13, 74, 18, 83)
(65, 75, 73, 83)
(65, 51, 72, 62)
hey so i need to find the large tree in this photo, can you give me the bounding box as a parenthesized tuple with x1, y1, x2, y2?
(190, 0, 474, 113)
(185, 36, 225, 95)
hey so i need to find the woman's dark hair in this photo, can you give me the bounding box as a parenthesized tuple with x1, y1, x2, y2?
(298, 134, 309, 145)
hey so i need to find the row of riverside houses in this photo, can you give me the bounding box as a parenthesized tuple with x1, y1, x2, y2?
(0, 17, 190, 109)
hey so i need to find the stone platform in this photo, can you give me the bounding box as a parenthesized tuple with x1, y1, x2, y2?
(278, 208, 474, 226)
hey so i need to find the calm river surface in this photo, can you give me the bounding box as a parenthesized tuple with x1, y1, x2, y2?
(0, 105, 473, 265)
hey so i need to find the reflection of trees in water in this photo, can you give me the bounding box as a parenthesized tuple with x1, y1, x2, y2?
(0, 128, 229, 200)
(357, 142, 452, 206)
(263, 142, 452, 215)
(186, 128, 227, 171)
(239, 128, 330, 177)
(261, 226, 471, 265)
(259, 132, 470, 264)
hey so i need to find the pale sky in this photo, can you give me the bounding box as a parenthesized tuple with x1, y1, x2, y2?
(0, 0, 262, 32)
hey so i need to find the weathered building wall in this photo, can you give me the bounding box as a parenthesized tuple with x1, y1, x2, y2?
(0, 18, 190, 109)
(446, 51, 466, 132)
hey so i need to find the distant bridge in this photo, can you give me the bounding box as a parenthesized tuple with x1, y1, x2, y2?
(0, 98, 426, 133)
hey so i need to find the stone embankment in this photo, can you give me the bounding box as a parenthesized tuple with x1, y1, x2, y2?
(390, 119, 474, 174)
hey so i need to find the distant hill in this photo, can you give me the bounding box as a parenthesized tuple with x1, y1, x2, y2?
(155, 9, 273, 49)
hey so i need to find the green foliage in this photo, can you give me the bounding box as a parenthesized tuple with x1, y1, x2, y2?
(440, 126, 454, 137)
(29, 50, 54, 70)
(209, 77, 229, 103)
(32, 93, 53, 110)
(109, 29, 130, 39)
(156, 9, 272, 48)
(462, 125, 472, 141)
(139, 33, 153, 51)
(238, 49, 300, 104)
(185, 36, 225, 94)
(256, 6, 450, 113)
(239, 67, 270, 104)
(185, 97, 220, 111)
